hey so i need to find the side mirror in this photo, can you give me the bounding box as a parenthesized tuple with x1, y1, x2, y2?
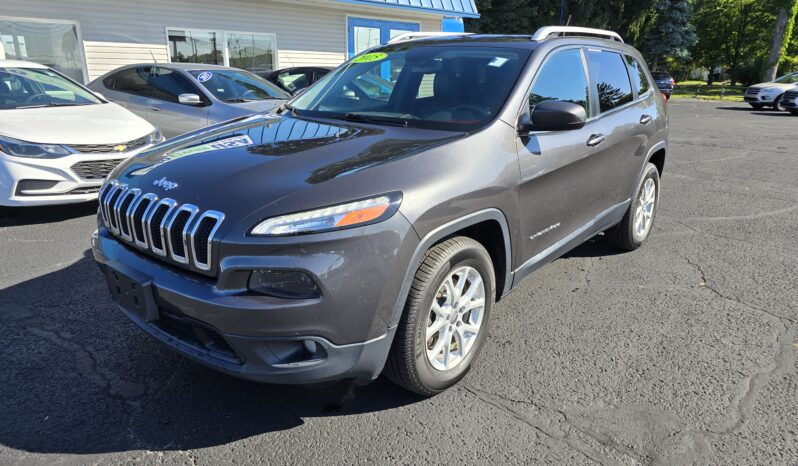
(519, 100, 587, 132)
(178, 93, 202, 105)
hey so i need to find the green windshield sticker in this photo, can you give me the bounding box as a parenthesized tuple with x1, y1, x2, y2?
(352, 52, 387, 63)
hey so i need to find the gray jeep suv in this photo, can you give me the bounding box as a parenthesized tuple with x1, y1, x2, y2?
(92, 27, 668, 395)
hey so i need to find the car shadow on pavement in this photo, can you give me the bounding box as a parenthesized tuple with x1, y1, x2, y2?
(561, 235, 623, 259)
(715, 106, 794, 116)
(0, 202, 99, 227)
(0, 251, 422, 455)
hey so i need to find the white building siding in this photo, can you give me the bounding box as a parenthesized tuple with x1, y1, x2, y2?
(83, 42, 169, 80)
(1, 0, 443, 81)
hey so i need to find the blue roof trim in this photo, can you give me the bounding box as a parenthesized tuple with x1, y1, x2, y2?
(333, 0, 480, 18)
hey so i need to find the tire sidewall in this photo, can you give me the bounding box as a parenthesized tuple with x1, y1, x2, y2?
(411, 245, 494, 392)
(632, 164, 660, 245)
(774, 95, 785, 111)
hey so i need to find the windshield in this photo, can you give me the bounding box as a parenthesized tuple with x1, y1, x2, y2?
(0, 67, 102, 110)
(190, 69, 290, 102)
(290, 45, 531, 131)
(773, 73, 798, 84)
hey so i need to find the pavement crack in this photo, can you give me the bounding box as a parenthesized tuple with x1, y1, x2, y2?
(462, 384, 637, 465)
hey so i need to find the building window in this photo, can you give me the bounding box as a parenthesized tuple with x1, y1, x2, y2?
(166, 29, 276, 73)
(0, 17, 87, 83)
(347, 17, 420, 58)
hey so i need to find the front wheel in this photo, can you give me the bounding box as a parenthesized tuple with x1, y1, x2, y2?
(773, 95, 786, 112)
(385, 237, 494, 396)
(606, 162, 660, 251)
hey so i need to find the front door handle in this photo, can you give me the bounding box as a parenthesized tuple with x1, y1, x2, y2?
(148, 106, 163, 112)
(586, 134, 606, 147)
(640, 114, 653, 125)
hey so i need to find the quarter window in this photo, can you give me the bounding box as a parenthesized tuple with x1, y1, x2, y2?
(529, 48, 590, 115)
(626, 56, 650, 96)
(586, 50, 633, 113)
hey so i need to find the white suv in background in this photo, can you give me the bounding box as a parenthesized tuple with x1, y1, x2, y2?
(0, 60, 163, 207)
(744, 72, 798, 111)
(781, 87, 798, 115)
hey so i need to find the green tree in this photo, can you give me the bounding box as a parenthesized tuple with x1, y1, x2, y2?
(762, 0, 798, 80)
(640, 0, 697, 71)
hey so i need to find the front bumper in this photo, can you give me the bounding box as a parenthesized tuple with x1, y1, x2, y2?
(0, 148, 152, 206)
(744, 93, 779, 104)
(91, 212, 419, 384)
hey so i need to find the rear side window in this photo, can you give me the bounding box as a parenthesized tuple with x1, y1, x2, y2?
(149, 67, 201, 103)
(111, 67, 151, 95)
(529, 48, 590, 115)
(586, 50, 633, 113)
(626, 56, 650, 95)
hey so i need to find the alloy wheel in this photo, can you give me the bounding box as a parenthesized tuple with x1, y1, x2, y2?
(634, 177, 656, 239)
(425, 266, 485, 371)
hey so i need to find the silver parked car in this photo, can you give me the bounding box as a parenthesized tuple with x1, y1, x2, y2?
(89, 64, 289, 138)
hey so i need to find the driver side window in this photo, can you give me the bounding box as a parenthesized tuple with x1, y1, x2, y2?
(529, 49, 590, 117)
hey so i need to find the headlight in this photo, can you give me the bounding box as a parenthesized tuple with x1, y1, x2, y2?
(0, 135, 72, 158)
(251, 193, 401, 236)
(148, 127, 165, 144)
(761, 88, 780, 95)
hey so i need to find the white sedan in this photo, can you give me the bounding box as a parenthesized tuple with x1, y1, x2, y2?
(0, 60, 163, 206)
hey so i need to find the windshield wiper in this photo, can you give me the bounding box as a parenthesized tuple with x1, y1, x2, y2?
(16, 102, 88, 109)
(222, 98, 257, 103)
(342, 113, 409, 127)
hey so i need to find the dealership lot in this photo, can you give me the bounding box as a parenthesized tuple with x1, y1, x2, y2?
(0, 100, 796, 464)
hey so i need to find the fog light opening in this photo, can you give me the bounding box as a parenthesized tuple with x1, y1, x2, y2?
(303, 339, 318, 355)
(248, 269, 320, 299)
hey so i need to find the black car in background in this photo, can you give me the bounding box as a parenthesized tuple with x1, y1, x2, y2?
(652, 71, 675, 98)
(260, 66, 332, 95)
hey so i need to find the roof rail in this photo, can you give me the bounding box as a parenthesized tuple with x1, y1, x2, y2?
(387, 32, 472, 44)
(531, 26, 624, 43)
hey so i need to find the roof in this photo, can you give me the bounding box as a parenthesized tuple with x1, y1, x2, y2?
(332, 0, 479, 18)
(0, 60, 49, 69)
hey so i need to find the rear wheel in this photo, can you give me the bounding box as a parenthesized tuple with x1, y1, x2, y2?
(385, 237, 494, 396)
(606, 162, 659, 251)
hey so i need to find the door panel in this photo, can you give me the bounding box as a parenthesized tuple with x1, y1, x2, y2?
(517, 48, 610, 262)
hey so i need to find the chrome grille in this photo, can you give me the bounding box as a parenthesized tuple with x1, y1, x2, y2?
(69, 135, 148, 154)
(71, 159, 124, 180)
(99, 179, 225, 272)
(746, 88, 762, 96)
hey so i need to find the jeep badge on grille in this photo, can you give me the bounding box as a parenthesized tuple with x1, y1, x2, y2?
(153, 177, 178, 191)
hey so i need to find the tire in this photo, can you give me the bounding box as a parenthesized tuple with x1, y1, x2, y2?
(385, 236, 495, 396)
(773, 95, 785, 112)
(749, 103, 765, 110)
(606, 162, 660, 251)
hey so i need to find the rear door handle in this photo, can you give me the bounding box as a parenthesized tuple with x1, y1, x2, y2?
(586, 134, 606, 147)
(640, 115, 653, 125)
(148, 106, 163, 112)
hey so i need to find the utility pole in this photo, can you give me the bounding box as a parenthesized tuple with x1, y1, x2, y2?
(560, 0, 566, 25)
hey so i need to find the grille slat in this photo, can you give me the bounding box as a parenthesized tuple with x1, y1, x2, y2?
(69, 135, 148, 154)
(71, 159, 124, 180)
(99, 179, 223, 273)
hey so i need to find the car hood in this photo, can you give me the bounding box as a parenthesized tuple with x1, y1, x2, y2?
(749, 83, 796, 91)
(0, 102, 154, 144)
(110, 114, 464, 222)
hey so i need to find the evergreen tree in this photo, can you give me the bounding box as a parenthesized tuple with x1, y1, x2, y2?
(641, 0, 697, 71)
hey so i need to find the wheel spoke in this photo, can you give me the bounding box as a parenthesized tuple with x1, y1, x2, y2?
(426, 317, 447, 339)
(453, 327, 465, 358)
(429, 327, 448, 358)
(462, 297, 485, 312)
(462, 322, 481, 335)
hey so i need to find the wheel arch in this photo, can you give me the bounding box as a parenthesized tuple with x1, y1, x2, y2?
(388, 209, 513, 327)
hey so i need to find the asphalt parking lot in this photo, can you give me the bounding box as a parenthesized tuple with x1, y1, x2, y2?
(1, 100, 796, 465)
